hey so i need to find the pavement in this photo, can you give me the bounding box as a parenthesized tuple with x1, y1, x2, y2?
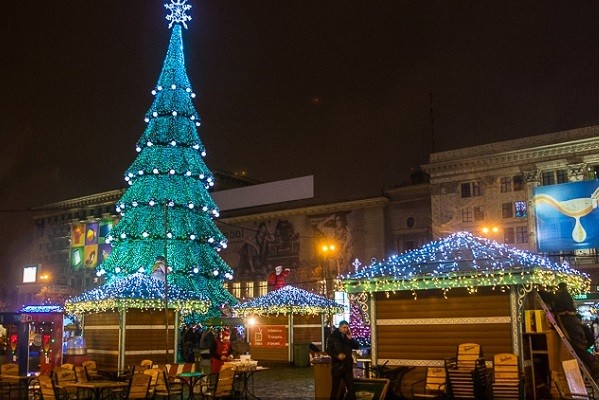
(250, 362, 315, 400)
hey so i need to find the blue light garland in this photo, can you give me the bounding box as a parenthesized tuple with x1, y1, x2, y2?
(343, 231, 590, 294)
(235, 285, 345, 316)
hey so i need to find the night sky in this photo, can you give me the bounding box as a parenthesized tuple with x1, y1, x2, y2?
(2, 1, 599, 282)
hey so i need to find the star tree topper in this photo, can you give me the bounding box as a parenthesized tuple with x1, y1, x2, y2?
(165, 0, 192, 29)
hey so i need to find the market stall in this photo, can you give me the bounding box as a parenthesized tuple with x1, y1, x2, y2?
(234, 285, 344, 364)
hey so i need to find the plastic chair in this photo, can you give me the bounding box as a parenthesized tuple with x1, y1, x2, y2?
(491, 353, 523, 400)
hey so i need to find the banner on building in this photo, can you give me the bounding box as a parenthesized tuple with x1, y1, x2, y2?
(70, 218, 118, 270)
(533, 180, 599, 251)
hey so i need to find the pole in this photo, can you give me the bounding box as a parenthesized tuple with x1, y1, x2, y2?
(164, 202, 169, 363)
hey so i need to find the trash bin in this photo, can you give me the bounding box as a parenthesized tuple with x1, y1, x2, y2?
(293, 343, 310, 367)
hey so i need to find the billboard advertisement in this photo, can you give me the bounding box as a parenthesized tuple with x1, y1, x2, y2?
(249, 325, 288, 348)
(533, 180, 599, 252)
(70, 218, 118, 270)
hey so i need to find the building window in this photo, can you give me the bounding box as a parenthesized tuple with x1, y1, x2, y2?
(502, 203, 513, 219)
(406, 216, 415, 228)
(513, 175, 524, 191)
(515, 201, 527, 218)
(461, 181, 483, 198)
(516, 226, 528, 243)
(541, 171, 555, 186)
(504, 227, 515, 244)
(244, 281, 254, 298)
(258, 280, 267, 296)
(556, 169, 568, 183)
(232, 282, 241, 298)
(474, 206, 485, 221)
(589, 165, 599, 180)
(500, 177, 512, 193)
(462, 208, 473, 223)
(404, 240, 416, 251)
(542, 169, 568, 185)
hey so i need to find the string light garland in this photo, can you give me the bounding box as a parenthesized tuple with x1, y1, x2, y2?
(65, 273, 210, 316)
(342, 231, 590, 295)
(235, 285, 345, 316)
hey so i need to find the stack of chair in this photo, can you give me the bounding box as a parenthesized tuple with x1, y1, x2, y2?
(410, 367, 447, 399)
(491, 353, 523, 399)
(444, 343, 491, 399)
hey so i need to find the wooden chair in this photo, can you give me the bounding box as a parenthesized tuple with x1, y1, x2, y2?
(555, 359, 595, 400)
(201, 364, 237, 399)
(38, 374, 62, 400)
(491, 353, 523, 400)
(143, 368, 161, 399)
(154, 370, 184, 400)
(139, 360, 153, 371)
(410, 367, 447, 399)
(444, 343, 490, 399)
(0, 363, 19, 377)
(52, 366, 79, 399)
(82, 360, 102, 381)
(127, 373, 152, 400)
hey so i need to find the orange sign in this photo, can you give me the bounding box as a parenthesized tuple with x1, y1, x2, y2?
(250, 325, 288, 348)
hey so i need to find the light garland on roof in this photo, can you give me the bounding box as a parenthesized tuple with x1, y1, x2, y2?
(235, 285, 345, 316)
(65, 273, 210, 316)
(342, 231, 590, 295)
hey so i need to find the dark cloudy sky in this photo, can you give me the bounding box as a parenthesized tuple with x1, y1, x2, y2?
(2, 1, 599, 276)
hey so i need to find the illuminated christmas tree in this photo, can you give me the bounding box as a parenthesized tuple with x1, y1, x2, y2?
(96, 0, 236, 318)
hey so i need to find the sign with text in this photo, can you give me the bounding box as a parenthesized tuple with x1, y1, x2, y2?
(250, 325, 288, 348)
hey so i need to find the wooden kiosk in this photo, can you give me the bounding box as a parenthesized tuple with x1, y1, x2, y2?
(341, 232, 590, 399)
(65, 273, 209, 368)
(234, 285, 344, 364)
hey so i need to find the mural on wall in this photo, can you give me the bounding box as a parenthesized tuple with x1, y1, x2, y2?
(218, 209, 364, 289)
(312, 212, 355, 277)
(223, 219, 300, 279)
(533, 181, 599, 251)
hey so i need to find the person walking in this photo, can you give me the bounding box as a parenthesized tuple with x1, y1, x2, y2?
(326, 320, 359, 400)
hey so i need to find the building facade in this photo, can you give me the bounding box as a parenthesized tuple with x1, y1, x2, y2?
(423, 125, 599, 284)
(19, 124, 599, 308)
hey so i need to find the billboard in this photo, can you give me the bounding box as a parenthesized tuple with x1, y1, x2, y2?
(533, 180, 599, 252)
(70, 218, 118, 270)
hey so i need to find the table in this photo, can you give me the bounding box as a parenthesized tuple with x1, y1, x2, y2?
(65, 380, 129, 400)
(0, 374, 39, 398)
(176, 371, 205, 400)
(236, 367, 268, 400)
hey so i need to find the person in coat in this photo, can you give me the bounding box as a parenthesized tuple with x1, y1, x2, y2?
(326, 320, 360, 400)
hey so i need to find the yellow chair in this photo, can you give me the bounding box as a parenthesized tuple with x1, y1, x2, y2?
(410, 367, 446, 399)
(202, 364, 237, 399)
(143, 368, 161, 399)
(128, 373, 152, 400)
(140, 359, 153, 370)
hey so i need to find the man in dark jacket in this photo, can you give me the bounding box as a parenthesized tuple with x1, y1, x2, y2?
(326, 320, 360, 400)
(553, 282, 599, 382)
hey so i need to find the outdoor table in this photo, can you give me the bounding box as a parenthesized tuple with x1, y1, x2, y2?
(0, 374, 39, 398)
(176, 371, 205, 400)
(64, 380, 129, 400)
(236, 366, 268, 400)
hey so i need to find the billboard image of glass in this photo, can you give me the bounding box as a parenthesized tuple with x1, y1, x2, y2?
(533, 181, 599, 251)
